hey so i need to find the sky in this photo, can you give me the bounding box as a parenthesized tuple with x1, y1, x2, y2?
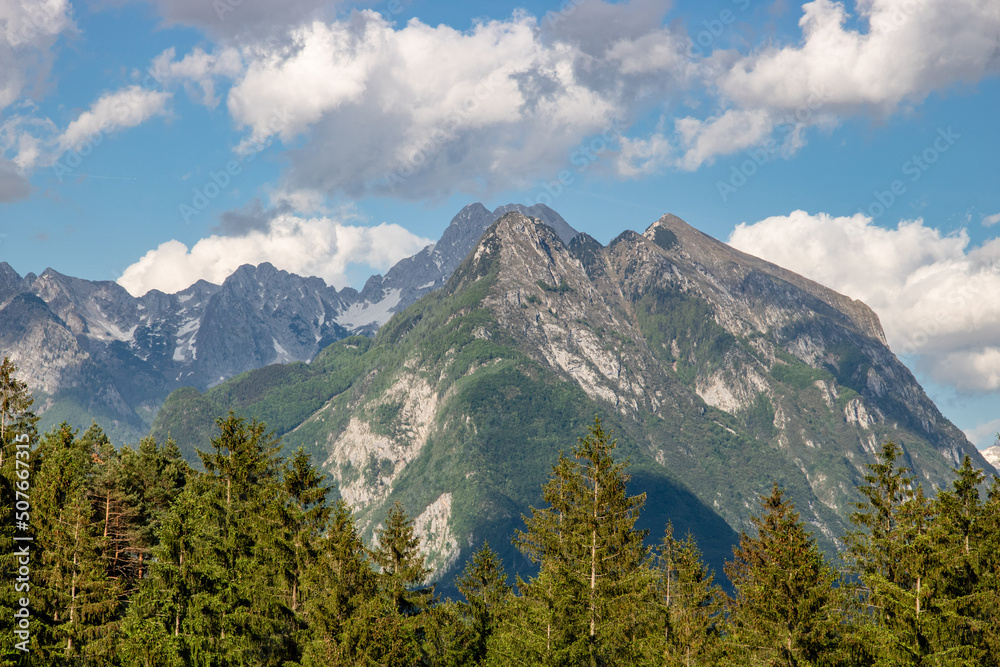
(1, 0, 998, 448)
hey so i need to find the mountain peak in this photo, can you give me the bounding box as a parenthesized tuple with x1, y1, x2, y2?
(491, 203, 579, 244)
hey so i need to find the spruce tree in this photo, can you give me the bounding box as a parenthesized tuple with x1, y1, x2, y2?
(195, 412, 298, 666)
(300, 501, 415, 665)
(512, 417, 655, 665)
(978, 473, 1000, 665)
(116, 436, 190, 579)
(372, 501, 433, 615)
(723, 484, 849, 666)
(847, 442, 982, 664)
(32, 423, 119, 664)
(654, 523, 722, 666)
(456, 541, 512, 663)
(281, 447, 332, 615)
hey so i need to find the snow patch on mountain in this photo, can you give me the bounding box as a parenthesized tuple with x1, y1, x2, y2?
(335, 289, 402, 329)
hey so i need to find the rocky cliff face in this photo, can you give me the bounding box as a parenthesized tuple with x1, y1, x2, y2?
(152, 210, 991, 588)
(1, 203, 572, 442)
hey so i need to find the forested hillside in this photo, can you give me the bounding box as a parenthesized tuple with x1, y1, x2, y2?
(3, 357, 1000, 665)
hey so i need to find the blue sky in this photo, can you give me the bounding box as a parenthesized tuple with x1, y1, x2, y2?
(1, 0, 999, 446)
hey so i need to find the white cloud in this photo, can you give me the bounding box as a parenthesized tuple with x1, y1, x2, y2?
(728, 211, 1000, 392)
(674, 108, 776, 170)
(722, 0, 1000, 113)
(117, 214, 432, 296)
(58, 86, 172, 151)
(964, 418, 1000, 450)
(672, 0, 1000, 169)
(0, 0, 74, 111)
(983, 212, 1000, 227)
(218, 5, 690, 200)
(149, 47, 242, 107)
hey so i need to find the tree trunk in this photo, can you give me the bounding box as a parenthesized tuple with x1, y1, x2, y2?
(590, 474, 598, 640)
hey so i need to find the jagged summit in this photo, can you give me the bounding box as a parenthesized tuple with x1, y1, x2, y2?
(491, 203, 578, 244)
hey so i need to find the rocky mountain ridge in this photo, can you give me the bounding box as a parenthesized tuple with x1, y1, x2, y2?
(0, 203, 574, 442)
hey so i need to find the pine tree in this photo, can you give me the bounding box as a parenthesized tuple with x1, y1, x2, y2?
(121, 478, 218, 667)
(723, 484, 849, 666)
(654, 523, 722, 666)
(281, 447, 332, 615)
(512, 416, 655, 665)
(85, 425, 142, 591)
(978, 473, 1000, 666)
(116, 436, 190, 580)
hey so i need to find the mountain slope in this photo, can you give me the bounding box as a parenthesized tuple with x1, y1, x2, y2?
(153, 211, 992, 589)
(2, 202, 571, 442)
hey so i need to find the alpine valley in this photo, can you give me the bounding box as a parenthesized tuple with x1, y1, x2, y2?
(128, 206, 993, 587)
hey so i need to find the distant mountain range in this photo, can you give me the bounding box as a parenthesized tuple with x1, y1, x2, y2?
(0, 203, 572, 443)
(148, 210, 996, 586)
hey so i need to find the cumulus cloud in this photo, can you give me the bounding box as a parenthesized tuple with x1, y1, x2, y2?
(674, 0, 1000, 169)
(117, 213, 432, 296)
(219, 5, 690, 200)
(58, 86, 172, 151)
(149, 47, 242, 107)
(0, 0, 74, 111)
(728, 211, 1000, 393)
(983, 212, 1000, 227)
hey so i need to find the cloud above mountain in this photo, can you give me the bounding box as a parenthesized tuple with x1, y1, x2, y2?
(728, 210, 1000, 393)
(117, 213, 432, 296)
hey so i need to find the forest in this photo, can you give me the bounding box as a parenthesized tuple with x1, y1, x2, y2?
(3, 356, 1000, 666)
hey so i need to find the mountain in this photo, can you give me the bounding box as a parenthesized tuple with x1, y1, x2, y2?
(345, 202, 576, 334)
(151, 210, 993, 588)
(1, 202, 573, 442)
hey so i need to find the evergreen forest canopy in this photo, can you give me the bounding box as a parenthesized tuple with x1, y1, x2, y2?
(3, 357, 1000, 666)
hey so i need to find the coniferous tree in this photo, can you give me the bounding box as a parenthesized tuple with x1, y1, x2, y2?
(978, 472, 1000, 665)
(372, 500, 434, 616)
(848, 442, 982, 664)
(195, 412, 298, 666)
(116, 436, 190, 579)
(281, 447, 332, 615)
(300, 500, 416, 665)
(723, 484, 849, 666)
(32, 423, 119, 664)
(654, 523, 722, 666)
(512, 417, 655, 665)
(456, 541, 512, 663)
